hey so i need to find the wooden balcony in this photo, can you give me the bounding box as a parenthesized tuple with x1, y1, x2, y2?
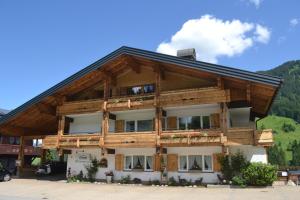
(57, 87, 230, 115)
(42, 128, 273, 149)
(160, 129, 226, 147)
(0, 144, 42, 156)
(226, 128, 273, 146)
(105, 132, 157, 148)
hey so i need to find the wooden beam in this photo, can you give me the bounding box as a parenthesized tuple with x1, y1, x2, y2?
(246, 83, 251, 103)
(217, 77, 224, 89)
(36, 102, 56, 116)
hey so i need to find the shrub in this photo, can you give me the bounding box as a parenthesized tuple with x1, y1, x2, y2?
(281, 123, 295, 133)
(231, 151, 249, 176)
(168, 177, 178, 186)
(0, 163, 3, 171)
(133, 178, 142, 184)
(151, 180, 161, 185)
(85, 157, 100, 182)
(231, 176, 246, 188)
(218, 155, 232, 180)
(120, 175, 131, 184)
(242, 162, 277, 186)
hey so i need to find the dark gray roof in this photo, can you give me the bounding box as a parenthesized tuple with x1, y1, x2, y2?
(0, 46, 283, 125)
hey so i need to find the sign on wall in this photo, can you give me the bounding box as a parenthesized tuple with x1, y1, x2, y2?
(75, 152, 90, 163)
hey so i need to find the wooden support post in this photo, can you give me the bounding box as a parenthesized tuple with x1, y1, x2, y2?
(41, 149, 47, 164)
(154, 66, 162, 147)
(217, 77, 224, 89)
(246, 83, 251, 104)
(17, 136, 25, 177)
(102, 77, 111, 146)
(57, 115, 65, 148)
(221, 103, 228, 135)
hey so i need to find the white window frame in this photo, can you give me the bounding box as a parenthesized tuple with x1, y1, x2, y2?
(178, 154, 213, 172)
(177, 115, 211, 130)
(123, 155, 153, 172)
(124, 119, 153, 132)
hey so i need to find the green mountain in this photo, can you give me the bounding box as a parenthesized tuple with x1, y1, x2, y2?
(257, 60, 300, 165)
(258, 60, 300, 122)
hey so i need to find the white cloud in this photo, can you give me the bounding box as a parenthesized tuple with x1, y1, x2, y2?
(156, 15, 271, 63)
(254, 24, 271, 43)
(248, 0, 262, 8)
(290, 18, 299, 27)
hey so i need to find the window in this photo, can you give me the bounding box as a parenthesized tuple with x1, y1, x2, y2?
(188, 155, 202, 171)
(125, 156, 132, 170)
(145, 156, 153, 171)
(125, 84, 155, 96)
(124, 155, 153, 171)
(126, 121, 135, 132)
(178, 117, 186, 130)
(204, 155, 212, 171)
(178, 155, 212, 172)
(177, 116, 210, 130)
(143, 84, 155, 94)
(202, 116, 210, 129)
(127, 86, 142, 95)
(179, 156, 188, 171)
(137, 120, 153, 132)
(188, 116, 201, 129)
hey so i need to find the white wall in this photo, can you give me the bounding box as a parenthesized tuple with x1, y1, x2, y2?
(68, 113, 102, 134)
(167, 146, 222, 183)
(229, 108, 251, 127)
(66, 147, 222, 183)
(229, 145, 268, 163)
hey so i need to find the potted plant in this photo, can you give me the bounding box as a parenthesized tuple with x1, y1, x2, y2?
(105, 171, 114, 183)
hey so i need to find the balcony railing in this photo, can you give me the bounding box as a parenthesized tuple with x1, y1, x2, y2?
(160, 129, 226, 146)
(42, 128, 273, 149)
(0, 144, 42, 156)
(57, 87, 230, 115)
(226, 128, 273, 146)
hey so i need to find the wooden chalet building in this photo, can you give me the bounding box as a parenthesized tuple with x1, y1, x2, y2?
(0, 109, 41, 173)
(0, 47, 282, 183)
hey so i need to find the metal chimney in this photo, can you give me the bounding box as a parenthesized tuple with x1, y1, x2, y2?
(177, 48, 196, 61)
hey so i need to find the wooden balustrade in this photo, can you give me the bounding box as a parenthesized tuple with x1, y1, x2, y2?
(0, 144, 42, 156)
(160, 130, 226, 146)
(57, 87, 230, 115)
(42, 128, 273, 149)
(226, 128, 273, 146)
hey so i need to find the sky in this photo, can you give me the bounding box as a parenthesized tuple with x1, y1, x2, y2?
(0, 0, 299, 110)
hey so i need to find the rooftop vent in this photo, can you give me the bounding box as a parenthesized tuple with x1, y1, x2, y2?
(177, 48, 196, 61)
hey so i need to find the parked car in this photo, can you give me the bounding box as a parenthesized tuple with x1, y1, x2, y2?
(0, 168, 11, 182)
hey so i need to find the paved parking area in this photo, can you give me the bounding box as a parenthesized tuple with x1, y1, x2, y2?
(0, 179, 299, 200)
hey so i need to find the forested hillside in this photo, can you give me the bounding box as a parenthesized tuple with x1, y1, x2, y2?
(258, 60, 300, 122)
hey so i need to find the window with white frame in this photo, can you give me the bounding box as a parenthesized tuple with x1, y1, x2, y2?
(124, 155, 153, 171)
(178, 155, 212, 172)
(177, 116, 210, 130)
(125, 120, 153, 132)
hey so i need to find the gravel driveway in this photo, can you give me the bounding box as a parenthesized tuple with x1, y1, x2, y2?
(0, 179, 299, 200)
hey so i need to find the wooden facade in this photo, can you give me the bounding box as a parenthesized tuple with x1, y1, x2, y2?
(0, 47, 282, 173)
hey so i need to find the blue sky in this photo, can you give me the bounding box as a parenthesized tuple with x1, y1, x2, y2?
(0, 0, 299, 110)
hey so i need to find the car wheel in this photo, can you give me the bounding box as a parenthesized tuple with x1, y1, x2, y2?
(3, 174, 11, 182)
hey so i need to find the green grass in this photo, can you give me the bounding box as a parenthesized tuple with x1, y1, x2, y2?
(257, 115, 300, 161)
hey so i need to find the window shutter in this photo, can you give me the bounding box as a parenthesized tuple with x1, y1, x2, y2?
(167, 116, 177, 130)
(213, 153, 223, 172)
(210, 113, 220, 128)
(167, 154, 178, 171)
(153, 154, 161, 171)
(115, 154, 124, 171)
(115, 120, 125, 133)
